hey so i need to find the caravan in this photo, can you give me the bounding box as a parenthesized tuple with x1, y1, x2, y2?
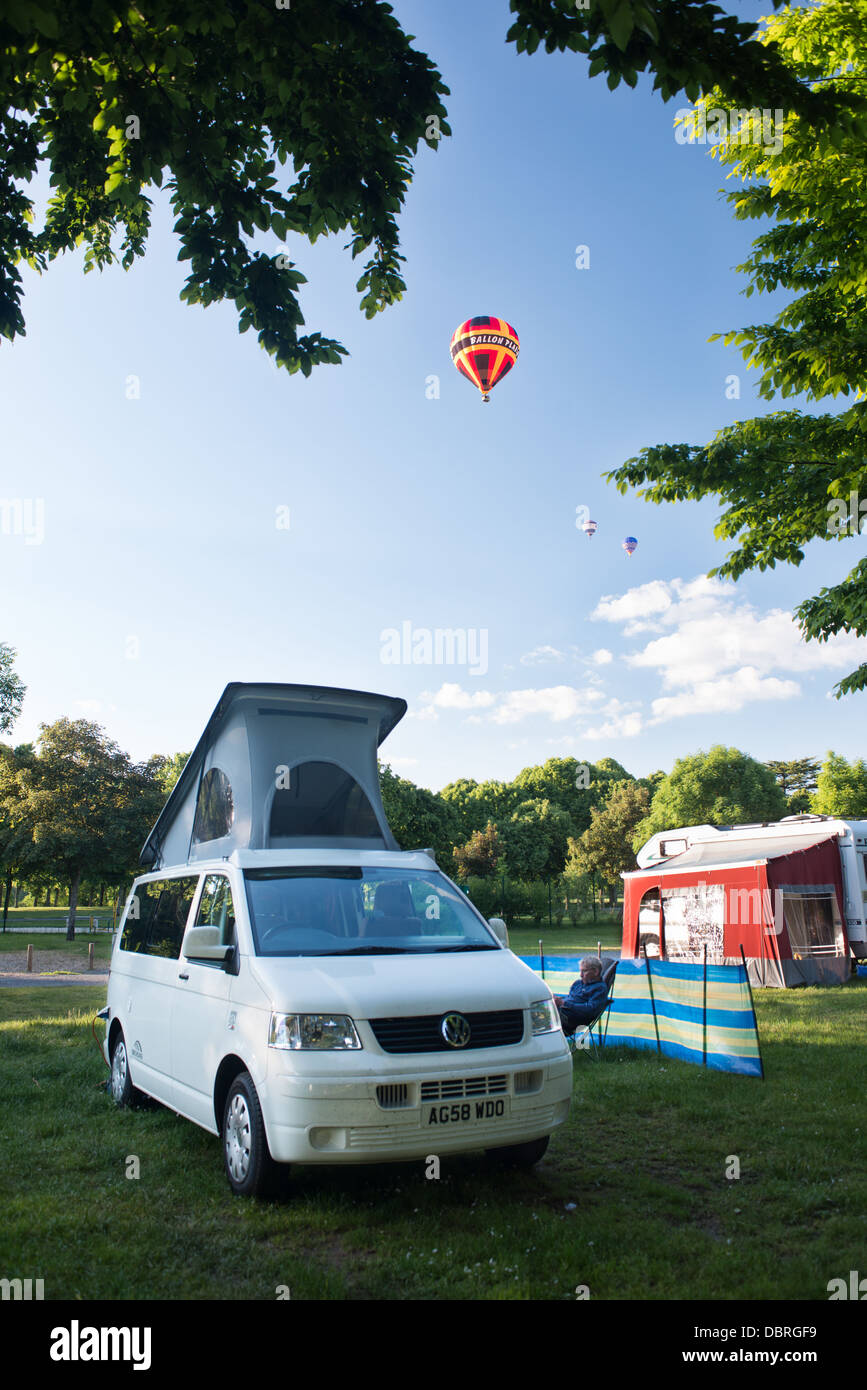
(626, 815, 867, 987)
(104, 684, 572, 1195)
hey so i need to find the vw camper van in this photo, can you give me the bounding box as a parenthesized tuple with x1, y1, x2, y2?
(104, 684, 572, 1195)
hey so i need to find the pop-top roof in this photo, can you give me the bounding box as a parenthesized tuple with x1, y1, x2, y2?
(141, 683, 407, 869)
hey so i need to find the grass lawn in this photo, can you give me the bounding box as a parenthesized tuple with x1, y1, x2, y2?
(2, 980, 866, 1301)
(508, 917, 622, 957)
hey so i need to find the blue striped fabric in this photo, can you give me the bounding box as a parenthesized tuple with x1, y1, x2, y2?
(602, 960, 762, 1077)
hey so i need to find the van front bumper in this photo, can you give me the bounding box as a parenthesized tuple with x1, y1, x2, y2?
(260, 1052, 573, 1164)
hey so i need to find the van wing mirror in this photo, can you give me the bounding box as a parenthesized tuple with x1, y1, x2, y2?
(184, 926, 232, 960)
(488, 917, 509, 949)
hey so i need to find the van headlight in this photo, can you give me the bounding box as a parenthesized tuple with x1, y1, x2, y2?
(268, 1013, 362, 1050)
(530, 999, 560, 1035)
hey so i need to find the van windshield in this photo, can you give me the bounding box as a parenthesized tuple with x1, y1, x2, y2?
(244, 867, 499, 956)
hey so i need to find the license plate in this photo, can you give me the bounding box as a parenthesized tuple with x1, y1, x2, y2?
(424, 1098, 509, 1126)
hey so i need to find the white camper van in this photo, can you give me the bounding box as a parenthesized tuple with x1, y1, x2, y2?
(104, 684, 572, 1196)
(635, 815, 867, 962)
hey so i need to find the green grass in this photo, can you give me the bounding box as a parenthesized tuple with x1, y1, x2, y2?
(2, 981, 866, 1300)
(508, 915, 621, 956)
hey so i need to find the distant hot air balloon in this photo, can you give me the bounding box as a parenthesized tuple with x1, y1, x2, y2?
(450, 316, 519, 402)
(582, 519, 598, 539)
(623, 536, 638, 557)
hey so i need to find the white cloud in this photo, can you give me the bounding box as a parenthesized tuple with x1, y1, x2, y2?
(592, 574, 867, 723)
(582, 698, 644, 741)
(649, 667, 800, 722)
(412, 682, 606, 727)
(491, 685, 606, 725)
(591, 648, 614, 666)
(519, 645, 565, 666)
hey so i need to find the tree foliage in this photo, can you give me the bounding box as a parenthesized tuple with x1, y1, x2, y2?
(765, 756, 820, 813)
(6, 718, 166, 936)
(603, 0, 867, 696)
(634, 745, 787, 847)
(568, 779, 650, 887)
(378, 763, 460, 864)
(1, 0, 449, 370)
(811, 751, 867, 818)
(452, 820, 502, 879)
(0, 643, 25, 734)
(507, 0, 867, 123)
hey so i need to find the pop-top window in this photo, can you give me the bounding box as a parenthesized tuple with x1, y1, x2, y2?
(269, 761, 380, 840)
(193, 768, 234, 843)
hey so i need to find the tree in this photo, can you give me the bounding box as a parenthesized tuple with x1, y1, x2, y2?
(765, 757, 821, 814)
(11, 719, 166, 938)
(146, 750, 191, 799)
(0, 742, 38, 930)
(634, 745, 787, 847)
(602, 0, 867, 697)
(568, 780, 650, 893)
(452, 821, 502, 880)
(439, 777, 516, 842)
(378, 764, 460, 865)
(811, 752, 867, 819)
(507, 0, 866, 127)
(1, 1, 449, 371)
(499, 798, 572, 881)
(0, 644, 25, 733)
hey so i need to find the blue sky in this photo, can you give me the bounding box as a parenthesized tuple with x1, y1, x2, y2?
(2, 0, 864, 792)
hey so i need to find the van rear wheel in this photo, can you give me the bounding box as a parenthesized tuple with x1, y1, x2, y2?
(222, 1071, 285, 1198)
(484, 1135, 549, 1167)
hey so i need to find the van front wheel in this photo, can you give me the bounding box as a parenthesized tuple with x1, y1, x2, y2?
(222, 1072, 285, 1198)
(484, 1135, 549, 1167)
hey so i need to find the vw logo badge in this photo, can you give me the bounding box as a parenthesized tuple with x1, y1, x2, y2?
(441, 1012, 471, 1048)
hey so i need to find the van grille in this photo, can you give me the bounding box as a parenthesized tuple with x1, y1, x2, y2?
(420, 1075, 508, 1102)
(376, 1084, 410, 1109)
(369, 1011, 524, 1054)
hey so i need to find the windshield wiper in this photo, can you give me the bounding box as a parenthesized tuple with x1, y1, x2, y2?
(430, 943, 499, 952)
(338, 945, 407, 955)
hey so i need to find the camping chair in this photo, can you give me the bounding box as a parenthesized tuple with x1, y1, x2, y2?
(566, 961, 617, 1059)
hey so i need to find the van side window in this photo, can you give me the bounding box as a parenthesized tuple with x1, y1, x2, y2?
(195, 874, 237, 946)
(193, 768, 234, 843)
(121, 877, 199, 958)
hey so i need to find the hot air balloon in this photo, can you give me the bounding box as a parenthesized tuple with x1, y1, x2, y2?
(582, 519, 598, 539)
(623, 536, 638, 557)
(450, 316, 519, 402)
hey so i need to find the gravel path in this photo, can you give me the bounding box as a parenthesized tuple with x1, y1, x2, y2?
(0, 950, 110, 986)
(0, 973, 110, 988)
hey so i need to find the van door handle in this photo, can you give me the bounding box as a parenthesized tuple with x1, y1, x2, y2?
(178, 972, 189, 981)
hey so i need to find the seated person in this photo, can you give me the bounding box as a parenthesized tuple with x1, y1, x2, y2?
(554, 957, 609, 1035)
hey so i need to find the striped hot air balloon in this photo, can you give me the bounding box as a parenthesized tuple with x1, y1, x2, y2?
(582, 519, 598, 539)
(623, 536, 638, 557)
(450, 316, 519, 402)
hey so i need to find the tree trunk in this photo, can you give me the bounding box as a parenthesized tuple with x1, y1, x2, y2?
(2, 869, 11, 932)
(66, 869, 82, 941)
(99, 883, 105, 907)
(53, 888, 59, 907)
